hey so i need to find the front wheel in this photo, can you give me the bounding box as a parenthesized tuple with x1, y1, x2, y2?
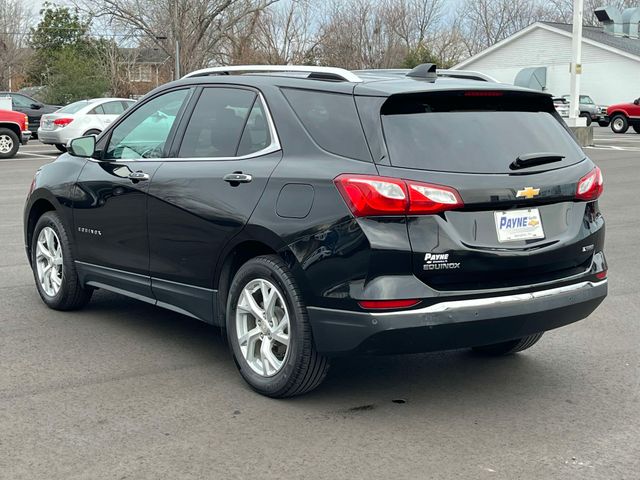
(579, 112, 592, 126)
(0, 128, 19, 159)
(472, 333, 543, 355)
(610, 114, 629, 134)
(226, 255, 329, 398)
(55, 144, 67, 153)
(31, 212, 93, 310)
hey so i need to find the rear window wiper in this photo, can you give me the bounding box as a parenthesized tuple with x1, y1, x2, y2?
(510, 152, 565, 170)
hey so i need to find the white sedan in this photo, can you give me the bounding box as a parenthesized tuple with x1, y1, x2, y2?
(38, 98, 136, 152)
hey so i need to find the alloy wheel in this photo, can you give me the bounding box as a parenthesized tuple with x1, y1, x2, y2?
(235, 278, 290, 377)
(35, 227, 63, 297)
(0, 134, 14, 154)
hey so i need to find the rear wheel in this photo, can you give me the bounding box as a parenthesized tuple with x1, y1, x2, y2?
(610, 114, 629, 134)
(55, 144, 67, 153)
(31, 212, 93, 310)
(83, 129, 101, 136)
(633, 126, 640, 134)
(579, 112, 592, 126)
(226, 255, 329, 398)
(472, 333, 543, 355)
(0, 128, 19, 159)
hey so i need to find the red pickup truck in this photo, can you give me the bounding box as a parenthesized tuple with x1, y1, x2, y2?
(0, 109, 31, 158)
(607, 98, 640, 134)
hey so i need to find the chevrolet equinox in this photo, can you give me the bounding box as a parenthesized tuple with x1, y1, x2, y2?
(24, 64, 607, 397)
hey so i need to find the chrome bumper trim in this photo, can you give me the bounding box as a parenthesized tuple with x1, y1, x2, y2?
(370, 280, 608, 317)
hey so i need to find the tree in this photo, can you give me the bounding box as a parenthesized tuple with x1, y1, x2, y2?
(0, 0, 32, 89)
(28, 4, 108, 103)
(80, 0, 280, 77)
(45, 48, 109, 104)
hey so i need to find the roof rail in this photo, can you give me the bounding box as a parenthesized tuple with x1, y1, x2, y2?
(183, 65, 364, 83)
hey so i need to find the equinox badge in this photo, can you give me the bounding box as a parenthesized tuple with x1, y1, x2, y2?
(516, 187, 540, 199)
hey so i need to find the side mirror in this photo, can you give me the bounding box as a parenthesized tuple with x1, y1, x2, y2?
(68, 136, 96, 158)
(31, 103, 43, 110)
(634, 98, 640, 105)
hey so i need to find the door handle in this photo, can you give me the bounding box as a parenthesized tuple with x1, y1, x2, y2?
(223, 173, 252, 184)
(128, 171, 150, 182)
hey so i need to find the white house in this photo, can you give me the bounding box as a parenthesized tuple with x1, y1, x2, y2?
(453, 20, 640, 106)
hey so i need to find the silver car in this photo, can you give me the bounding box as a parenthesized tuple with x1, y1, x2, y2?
(38, 98, 135, 152)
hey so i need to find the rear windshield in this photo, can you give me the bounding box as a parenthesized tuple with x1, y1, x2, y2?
(381, 92, 585, 174)
(57, 100, 96, 114)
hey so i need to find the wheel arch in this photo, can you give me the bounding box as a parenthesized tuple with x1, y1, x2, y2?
(25, 196, 58, 265)
(214, 228, 308, 327)
(608, 110, 628, 119)
(0, 122, 21, 138)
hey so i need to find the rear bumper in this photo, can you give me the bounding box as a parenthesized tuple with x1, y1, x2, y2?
(37, 128, 67, 145)
(308, 279, 607, 356)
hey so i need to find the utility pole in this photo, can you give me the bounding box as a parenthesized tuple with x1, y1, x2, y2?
(174, 0, 181, 80)
(568, 0, 586, 127)
(175, 41, 181, 80)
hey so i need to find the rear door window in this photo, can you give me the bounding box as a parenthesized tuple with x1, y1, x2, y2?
(380, 92, 585, 174)
(101, 101, 126, 115)
(282, 88, 371, 162)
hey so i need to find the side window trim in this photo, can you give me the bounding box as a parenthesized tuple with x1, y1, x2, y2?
(169, 85, 281, 162)
(96, 87, 194, 163)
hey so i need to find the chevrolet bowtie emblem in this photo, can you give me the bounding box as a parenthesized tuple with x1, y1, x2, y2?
(516, 187, 540, 199)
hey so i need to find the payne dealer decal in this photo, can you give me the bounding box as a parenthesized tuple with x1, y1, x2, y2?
(423, 253, 460, 271)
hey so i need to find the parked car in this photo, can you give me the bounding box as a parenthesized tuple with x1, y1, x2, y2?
(561, 94, 608, 126)
(0, 91, 61, 137)
(24, 64, 608, 397)
(38, 98, 136, 152)
(607, 98, 640, 134)
(0, 109, 30, 159)
(553, 97, 569, 117)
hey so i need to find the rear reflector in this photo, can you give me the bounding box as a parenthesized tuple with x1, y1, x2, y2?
(334, 174, 464, 216)
(53, 118, 74, 127)
(358, 299, 421, 310)
(596, 270, 607, 280)
(576, 167, 603, 201)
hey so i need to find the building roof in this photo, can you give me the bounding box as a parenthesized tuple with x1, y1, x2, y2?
(454, 21, 640, 69)
(542, 21, 640, 58)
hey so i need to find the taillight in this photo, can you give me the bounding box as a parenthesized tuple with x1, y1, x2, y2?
(53, 118, 74, 127)
(334, 174, 464, 216)
(358, 299, 420, 310)
(576, 167, 603, 201)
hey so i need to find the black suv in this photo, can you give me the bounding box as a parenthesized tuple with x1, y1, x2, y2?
(24, 64, 607, 397)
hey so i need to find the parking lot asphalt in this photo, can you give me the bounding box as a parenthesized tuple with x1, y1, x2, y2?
(1, 134, 639, 479)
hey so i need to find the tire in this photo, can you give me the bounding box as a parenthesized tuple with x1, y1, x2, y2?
(83, 129, 101, 136)
(472, 333, 543, 356)
(55, 144, 67, 153)
(579, 112, 592, 126)
(226, 255, 329, 398)
(0, 128, 20, 159)
(31, 211, 93, 310)
(610, 114, 629, 134)
(633, 126, 640, 134)
(598, 120, 610, 128)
